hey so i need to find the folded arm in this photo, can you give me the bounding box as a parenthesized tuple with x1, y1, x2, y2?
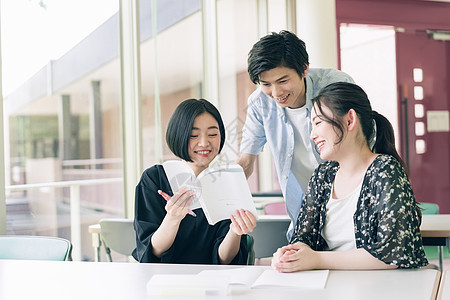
(272, 242, 397, 272)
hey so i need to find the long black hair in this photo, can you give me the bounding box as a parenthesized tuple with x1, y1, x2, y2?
(311, 82, 408, 173)
(312, 82, 422, 221)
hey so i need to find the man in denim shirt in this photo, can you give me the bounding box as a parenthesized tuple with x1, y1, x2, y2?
(237, 31, 354, 239)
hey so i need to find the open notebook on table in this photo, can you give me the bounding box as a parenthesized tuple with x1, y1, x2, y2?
(198, 267, 329, 289)
(147, 267, 329, 296)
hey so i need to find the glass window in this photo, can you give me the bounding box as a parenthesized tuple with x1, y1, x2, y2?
(140, 2, 203, 167)
(414, 86, 424, 100)
(415, 139, 426, 154)
(268, 0, 287, 32)
(415, 121, 425, 136)
(340, 25, 399, 148)
(415, 104, 425, 118)
(2, 0, 121, 261)
(217, 0, 258, 166)
(413, 68, 423, 82)
(217, 0, 282, 194)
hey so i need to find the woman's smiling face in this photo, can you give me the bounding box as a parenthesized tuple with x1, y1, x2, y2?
(186, 112, 221, 175)
(310, 103, 342, 161)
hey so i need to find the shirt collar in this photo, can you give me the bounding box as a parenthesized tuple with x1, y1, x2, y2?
(304, 75, 313, 112)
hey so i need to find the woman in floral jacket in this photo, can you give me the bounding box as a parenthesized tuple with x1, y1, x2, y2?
(272, 82, 428, 272)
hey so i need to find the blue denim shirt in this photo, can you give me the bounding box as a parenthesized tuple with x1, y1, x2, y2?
(240, 68, 354, 239)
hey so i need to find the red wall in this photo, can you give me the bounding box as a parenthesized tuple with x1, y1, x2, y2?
(336, 0, 450, 212)
(336, 0, 450, 31)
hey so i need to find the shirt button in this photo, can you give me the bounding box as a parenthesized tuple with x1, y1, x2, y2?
(288, 153, 292, 157)
(284, 176, 288, 179)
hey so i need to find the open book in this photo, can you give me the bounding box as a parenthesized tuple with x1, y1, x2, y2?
(162, 160, 258, 225)
(198, 267, 329, 289)
(147, 267, 329, 295)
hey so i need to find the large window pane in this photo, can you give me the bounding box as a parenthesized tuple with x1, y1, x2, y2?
(2, 0, 122, 261)
(217, 0, 258, 190)
(140, 1, 203, 167)
(268, 0, 287, 32)
(340, 24, 399, 145)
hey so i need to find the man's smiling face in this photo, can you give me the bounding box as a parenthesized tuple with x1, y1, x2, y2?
(259, 65, 308, 109)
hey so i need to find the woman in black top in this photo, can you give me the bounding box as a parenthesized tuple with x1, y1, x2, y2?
(132, 99, 256, 264)
(272, 82, 427, 272)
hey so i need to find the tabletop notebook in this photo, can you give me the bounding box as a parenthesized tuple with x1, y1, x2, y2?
(147, 267, 329, 296)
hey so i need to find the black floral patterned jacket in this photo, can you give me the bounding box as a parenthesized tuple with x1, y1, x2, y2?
(291, 154, 428, 268)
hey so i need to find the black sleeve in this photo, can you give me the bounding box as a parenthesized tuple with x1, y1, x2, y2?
(211, 220, 248, 265)
(359, 157, 428, 268)
(132, 165, 172, 263)
(131, 164, 249, 265)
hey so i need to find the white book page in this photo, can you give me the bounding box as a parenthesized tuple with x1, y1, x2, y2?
(251, 269, 329, 289)
(162, 161, 257, 223)
(198, 267, 265, 286)
(147, 274, 230, 296)
(198, 268, 329, 289)
(162, 160, 202, 210)
(198, 164, 257, 224)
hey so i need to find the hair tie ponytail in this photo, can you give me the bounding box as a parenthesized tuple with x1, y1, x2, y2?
(369, 112, 377, 151)
(372, 111, 409, 174)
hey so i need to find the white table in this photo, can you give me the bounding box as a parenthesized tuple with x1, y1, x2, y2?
(421, 214, 450, 270)
(421, 214, 450, 239)
(0, 260, 439, 300)
(438, 270, 450, 299)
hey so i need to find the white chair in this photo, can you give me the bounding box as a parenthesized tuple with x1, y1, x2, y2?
(89, 218, 136, 262)
(0, 235, 72, 261)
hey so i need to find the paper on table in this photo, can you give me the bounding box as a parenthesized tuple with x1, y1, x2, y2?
(198, 267, 329, 289)
(251, 269, 329, 289)
(199, 267, 265, 286)
(147, 274, 230, 296)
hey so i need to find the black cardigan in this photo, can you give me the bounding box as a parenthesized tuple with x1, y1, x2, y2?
(132, 164, 248, 264)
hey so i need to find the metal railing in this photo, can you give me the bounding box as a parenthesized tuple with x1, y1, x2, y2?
(5, 177, 123, 261)
(62, 158, 122, 169)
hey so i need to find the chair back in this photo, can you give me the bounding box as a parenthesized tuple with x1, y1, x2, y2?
(249, 216, 290, 258)
(99, 218, 136, 256)
(419, 202, 439, 215)
(246, 235, 255, 265)
(0, 235, 72, 261)
(264, 202, 287, 215)
(419, 202, 443, 263)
